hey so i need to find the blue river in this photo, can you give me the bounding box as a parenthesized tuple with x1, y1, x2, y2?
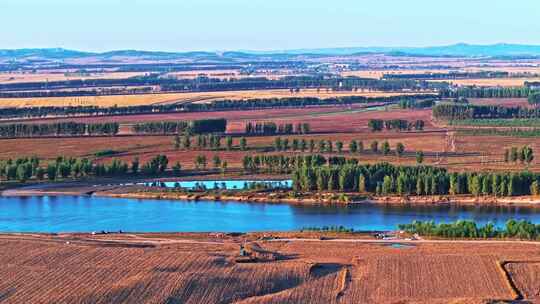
(1, 195, 540, 233)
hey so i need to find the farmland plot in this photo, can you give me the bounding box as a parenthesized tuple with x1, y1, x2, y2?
(505, 262, 540, 300)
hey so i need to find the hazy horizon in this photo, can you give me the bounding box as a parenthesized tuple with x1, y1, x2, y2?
(3, 0, 540, 52)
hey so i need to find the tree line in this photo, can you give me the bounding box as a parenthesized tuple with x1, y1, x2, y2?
(504, 146, 534, 164)
(439, 87, 532, 99)
(433, 102, 540, 120)
(0, 94, 436, 120)
(290, 160, 540, 197)
(132, 118, 227, 135)
(0, 75, 445, 98)
(0, 122, 119, 138)
(529, 91, 540, 105)
(398, 219, 540, 240)
(0, 155, 176, 182)
(245, 122, 310, 135)
(384, 71, 509, 80)
(173, 134, 248, 151)
(272, 138, 407, 157)
(368, 119, 425, 132)
(398, 98, 435, 109)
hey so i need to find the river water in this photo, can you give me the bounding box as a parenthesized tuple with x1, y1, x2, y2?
(2, 195, 540, 233)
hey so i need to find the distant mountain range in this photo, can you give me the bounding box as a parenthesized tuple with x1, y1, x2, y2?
(250, 43, 540, 57)
(2, 43, 540, 61)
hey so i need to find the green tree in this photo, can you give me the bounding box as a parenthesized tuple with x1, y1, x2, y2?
(522, 146, 534, 165)
(131, 157, 140, 175)
(396, 174, 406, 196)
(370, 141, 379, 153)
(416, 176, 425, 195)
(274, 137, 283, 151)
(46, 164, 57, 180)
(507, 174, 517, 196)
(309, 139, 315, 153)
(318, 140, 326, 153)
(470, 175, 481, 196)
(336, 141, 343, 153)
(220, 161, 228, 175)
(358, 141, 364, 153)
(481, 175, 491, 196)
(382, 141, 390, 156)
(395, 142, 405, 157)
(358, 174, 366, 193)
(182, 135, 191, 150)
(327, 141, 333, 153)
(240, 137, 247, 151)
(510, 147, 518, 162)
(300, 139, 307, 152)
(16, 164, 30, 182)
(174, 134, 181, 150)
(213, 155, 222, 168)
(35, 167, 46, 180)
(530, 180, 540, 196)
(292, 138, 299, 151)
(349, 140, 358, 154)
(282, 138, 289, 151)
(416, 151, 424, 164)
(172, 162, 182, 176)
(382, 175, 393, 195)
(226, 136, 234, 151)
(195, 155, 207, 170)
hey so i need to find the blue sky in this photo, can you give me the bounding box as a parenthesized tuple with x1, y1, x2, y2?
(2, 0, 540, 52)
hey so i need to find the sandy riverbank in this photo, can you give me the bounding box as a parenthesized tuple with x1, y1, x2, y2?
(5, 181, 540, 207)
(96, 186, 540, 207)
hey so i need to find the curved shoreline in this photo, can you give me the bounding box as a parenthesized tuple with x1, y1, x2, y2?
(4, 181, 540, 208)
(95, 188, 540, 208)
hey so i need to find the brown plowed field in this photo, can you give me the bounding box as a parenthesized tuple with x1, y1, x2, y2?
(1, 104, 434, 135)
(1, 105, 538, 172)
(0, 234, 539, 303)
(505, 262, 540, 300)
(15, 104, 369, 125)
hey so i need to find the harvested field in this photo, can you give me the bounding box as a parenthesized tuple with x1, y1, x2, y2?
(0, 72, 146, 84)
(0, 89, 425, 108)
(465, 66, 540, 75)
(340, 69, 457, 79)
(505, 261, 540, 300)
(468, 98, 530, 108)
(0, 93, 196, 108)
(225, 108, 436, 133)
(0, 234, 538, 303)
(17, 104, 371, 125)
(164, 69, 239, 79)
(431, 77, 540, 87)
(17, 105, 434, 134)
(0, 102, 537, 172)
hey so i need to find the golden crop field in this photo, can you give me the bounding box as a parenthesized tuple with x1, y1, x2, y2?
(340, 69, 457, 79)
(0, 89, 425, 108)
(164, 69, 239, 79)
(430, 77, 540, 87)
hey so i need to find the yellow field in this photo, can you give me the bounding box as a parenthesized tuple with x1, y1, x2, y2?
(430, 77, 540, 87)
(0, 89, 428, 108)
(341, 69, 457, 79)
(0, 72, 146, 84)
(164, 69, 239, 79)
(0, 93, 195, 108)
(464, 66, 540, 75)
